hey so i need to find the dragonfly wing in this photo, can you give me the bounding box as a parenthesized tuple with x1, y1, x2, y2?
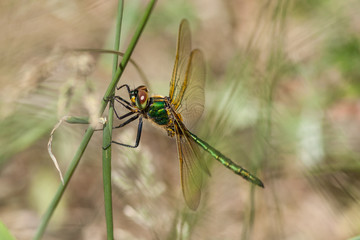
(169, 20, 205, 129)
(169, 19, 191, 104)
(175, 49, 205, 129)
(174, 123, 205, 210)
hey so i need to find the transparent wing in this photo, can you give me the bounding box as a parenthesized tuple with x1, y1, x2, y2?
(172, 111, 211, 210)
(174, 49, 205, 129)
(174, 123, 203, 210)
(169, 19, 191, 104)
(169, 20, 206, 129)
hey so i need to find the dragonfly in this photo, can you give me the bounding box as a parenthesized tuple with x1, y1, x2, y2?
(108, 19, 264, 210)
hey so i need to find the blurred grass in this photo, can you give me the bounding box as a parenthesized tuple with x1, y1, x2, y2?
(1, 0, 360, 239)
(0, 221, 16, 240)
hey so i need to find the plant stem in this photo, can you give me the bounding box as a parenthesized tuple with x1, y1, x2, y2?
(33, 128, 94, 240)
(33, 1, 156, 239)
(99, 0, 156, 113)
(102, 1, 124, 239)
(102, 106, 115, 240)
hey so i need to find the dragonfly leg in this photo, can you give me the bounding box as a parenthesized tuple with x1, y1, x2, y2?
(114, 113, 139, 129)
(113, 109, 135, 121)
(109, 97, 131, 119)
(117, 84, 131, 93)
(94, 111, 137, 132)
(103, 84, 132, 108)
(103, 116, 143, 149)
(113, 96, 132, 111)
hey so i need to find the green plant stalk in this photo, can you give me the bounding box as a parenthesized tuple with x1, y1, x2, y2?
(33, 0, 156, 239)
(102, 1, 124, 239)
(102, 106, 114, 240)
(65, 116, 90, 124)
(100, 0, 156, 111)
(33, 128, 94, 240)
(112, 0, 123, 75)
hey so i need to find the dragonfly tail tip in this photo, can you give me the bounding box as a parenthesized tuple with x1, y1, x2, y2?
(254, 179, 264, 188)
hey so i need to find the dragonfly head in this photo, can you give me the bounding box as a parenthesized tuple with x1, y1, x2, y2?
(130, 85, 149, 110)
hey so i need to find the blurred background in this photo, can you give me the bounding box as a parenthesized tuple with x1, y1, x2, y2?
(1, 0, 360, 239)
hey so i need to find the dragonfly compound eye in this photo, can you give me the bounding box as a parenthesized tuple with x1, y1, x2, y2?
(137, 89, 149, 110)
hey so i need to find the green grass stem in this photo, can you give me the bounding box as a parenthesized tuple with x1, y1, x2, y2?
(33, 1, 156, 239)
(101, 1, 124, 239)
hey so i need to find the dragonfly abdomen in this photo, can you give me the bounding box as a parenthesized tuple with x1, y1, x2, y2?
(188, 131, 264, 188)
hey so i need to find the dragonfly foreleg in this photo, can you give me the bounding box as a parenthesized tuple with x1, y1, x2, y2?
(113, 96, 132, 110)
(94, 110, 137, 133)
(117, 84, 131, 93)
(110, 116, 143, 149)
(103, 94, 132, 114)
(113, 110, 135, 121)
(114, 113, 139, 129)
(94, 98, 137, 132)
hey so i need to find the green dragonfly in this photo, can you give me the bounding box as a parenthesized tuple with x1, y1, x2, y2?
(110, 19, 264, 210)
